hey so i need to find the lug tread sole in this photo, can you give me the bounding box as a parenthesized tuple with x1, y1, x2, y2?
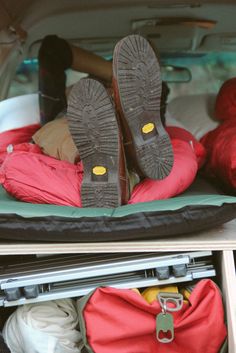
(67, 79, 120, 208)
(113, 34, 174, 180)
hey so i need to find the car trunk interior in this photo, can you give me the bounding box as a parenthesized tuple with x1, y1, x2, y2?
(0, 250, 234, 351)
(0, 1, 236, 352)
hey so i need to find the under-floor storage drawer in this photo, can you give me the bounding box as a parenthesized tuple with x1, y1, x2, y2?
(221, 251, 236, 352)
(0, 251, 234, 353)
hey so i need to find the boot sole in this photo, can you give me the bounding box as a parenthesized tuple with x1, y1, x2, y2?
(67, 79, 121, 208)
(113, 35, 174, 180)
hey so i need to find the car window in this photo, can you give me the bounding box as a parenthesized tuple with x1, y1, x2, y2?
(7, 58, 38, 98)
(7, 59, 87, 98)
(163, 52, 236, 100)
(7, 51, 236, 101)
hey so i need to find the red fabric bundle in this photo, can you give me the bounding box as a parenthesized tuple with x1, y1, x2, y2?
(0, 151, 83, 207)
(201, 120, 236, 192)
(201, 77, 236, 192)
(0, 124, 40, 148)
(0, 125, 205, 206)
(129, 127, 205, 204)
(166, 126, 206, 168)
(129, 139, 198, 204)
(80, 279, 226, 353)
(0, 124, 41, 166)
(215, 77, 236, 121)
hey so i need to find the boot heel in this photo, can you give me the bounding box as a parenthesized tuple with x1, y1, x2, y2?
(81, 183, 120, 208)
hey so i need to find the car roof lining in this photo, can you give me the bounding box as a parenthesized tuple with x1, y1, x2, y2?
(1, 0, 236, 31)
(2, 1, 236, 59)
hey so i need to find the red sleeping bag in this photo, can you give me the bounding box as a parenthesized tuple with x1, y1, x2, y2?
(0, 125, 205, 206)
(166, 126, 206, 168)
(128, 139, 198, 204)
(78, 279, 226, 353)
(0, 151, 83, 207)
(129, 126, 205, 204)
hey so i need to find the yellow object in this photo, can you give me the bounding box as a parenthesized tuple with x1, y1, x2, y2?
(142, 123, 155, 134)
(92, 166, 107, 175)
(142, 285, 178, 304)
(180, 288, 192, 301)
(131, 288, 142, 296)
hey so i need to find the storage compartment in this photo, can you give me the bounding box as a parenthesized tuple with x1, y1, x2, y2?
(0, 251, 234, 352)
(221, 251, 236, 352)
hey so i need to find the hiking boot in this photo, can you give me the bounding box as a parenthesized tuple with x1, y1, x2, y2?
(38, 35, 73, 125)
(67, 78, 129, 208)
(112, 34, 174, 180)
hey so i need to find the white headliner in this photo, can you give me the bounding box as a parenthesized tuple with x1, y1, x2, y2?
(1, 1, 236, 56)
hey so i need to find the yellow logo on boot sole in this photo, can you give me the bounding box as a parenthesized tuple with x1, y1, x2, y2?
(142, 123, 155, 134)
(92, 166, 107, 175)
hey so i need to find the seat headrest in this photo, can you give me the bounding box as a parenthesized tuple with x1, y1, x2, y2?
(168, 93, 219, 140)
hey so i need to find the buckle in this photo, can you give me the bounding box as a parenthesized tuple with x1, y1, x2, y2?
(156, 292, 183, 344)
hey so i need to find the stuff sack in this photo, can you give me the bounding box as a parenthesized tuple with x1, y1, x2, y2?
(78, 279, 226, 353)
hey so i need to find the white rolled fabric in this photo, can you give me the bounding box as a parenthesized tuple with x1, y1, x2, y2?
(2, 299, 83, 353)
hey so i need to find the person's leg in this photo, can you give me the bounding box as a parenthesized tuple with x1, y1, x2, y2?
(38, 34, 172, 190)
(38, 35, 168, 125)
(70, 44, 112, 84)
(38, 35, 72, 125)
(38, 35, 112, 125)
(112, 34, 174, 180)
(67, 78, 129, 208)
